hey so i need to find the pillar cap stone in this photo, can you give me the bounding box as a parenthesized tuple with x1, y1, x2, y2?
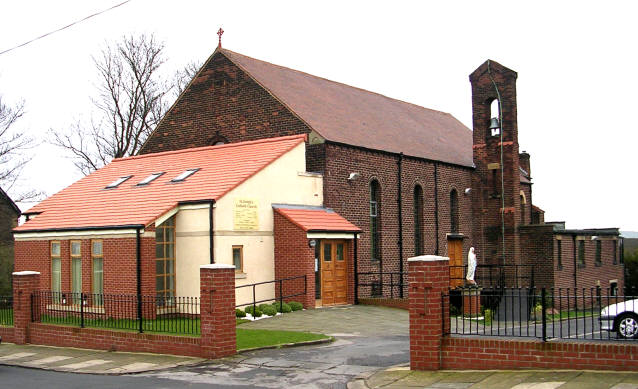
(12, 271, 41, 276)
(407, 255, 449, 262)
(200, 264, 235, 270)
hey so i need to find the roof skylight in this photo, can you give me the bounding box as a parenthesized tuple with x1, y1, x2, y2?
(105, 176, 132, 189)
(137, 172, 164, 186)
(171, 168, 199, 182)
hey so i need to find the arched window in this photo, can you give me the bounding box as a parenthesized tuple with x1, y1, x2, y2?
(370, 180, 381, 261)
(450, 189, 459, 233)
(489, 99, 501, 137)
(520, 191, 526, 225)
(414, 185, 424, 255)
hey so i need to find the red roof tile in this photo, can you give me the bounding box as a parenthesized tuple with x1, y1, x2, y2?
(274, 206, 361, 233)
(16, 135, 306, 232)
(221, 49, 474, 168)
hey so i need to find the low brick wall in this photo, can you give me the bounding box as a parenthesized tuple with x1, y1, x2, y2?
(11, 265, 236, 360)
(358, 297, 409, 310)
(29, 323, 201, 357)
(0, 326, 14, 343)
(408, 255, 638, 372)
(442, 337, 638, 371)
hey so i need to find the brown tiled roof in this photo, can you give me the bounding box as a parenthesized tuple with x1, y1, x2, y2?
(274, 206, 361, 233)
(221, 49, 474, 167)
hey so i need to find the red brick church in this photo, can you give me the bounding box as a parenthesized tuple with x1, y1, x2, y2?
(14, 46, 623, 306)
(139, 47, 623, 296)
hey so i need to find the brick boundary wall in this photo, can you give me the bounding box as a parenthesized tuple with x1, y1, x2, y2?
(11, 265, 237, 359)
(358, 297, 409, 310)
(408, 256, 638, 371)
(0, 326, 14, 343)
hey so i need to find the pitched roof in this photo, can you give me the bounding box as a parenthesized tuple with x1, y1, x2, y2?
(0, 187, 20, 216)
(15, 135, 306, 232)
(273, 205, 361, 233)
(220, 49, 474, 167)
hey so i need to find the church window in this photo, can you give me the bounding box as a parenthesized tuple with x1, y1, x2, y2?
(450, 189, 459, 233)
(578, 240, 585, 266)
(489, 99, 501, 137)
(595, 240, 602, 266)
(156, 216, 176, 305)
(370, 180, 381, 261)
(414, 185, 424, 256)
(557, 240, 562, 269)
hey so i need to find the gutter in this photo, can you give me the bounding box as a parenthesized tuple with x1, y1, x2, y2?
(136, 227, 143, 333)
(353, 231, 359, 304)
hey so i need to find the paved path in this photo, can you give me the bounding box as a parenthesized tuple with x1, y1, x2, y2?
(355, 367, 638, 389)
(0, 343, 203, 374)
(142, 305, 411, 388)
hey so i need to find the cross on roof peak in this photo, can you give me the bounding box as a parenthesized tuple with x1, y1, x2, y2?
(217, 27, 224, 49)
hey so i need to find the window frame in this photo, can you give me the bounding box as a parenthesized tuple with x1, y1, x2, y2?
(595, 240, 602, 267)
(155, 217, 176, 304)
(577, 240, 585, 267)
(91, 240, 104, 305)
(369, 180, 381, 261)
(413, 184, 424, 256)
(232, 245, 244, 273)
(70, 240, 82, 304)
(557, 240, 562, 270)
(450, 189, 459, 234)
(50, 241, 61, 298)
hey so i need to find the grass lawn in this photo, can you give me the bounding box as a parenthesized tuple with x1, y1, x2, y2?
(236, 328, 330, 350)
(0, 308, 13, 326)
(35, 314, 330, 350)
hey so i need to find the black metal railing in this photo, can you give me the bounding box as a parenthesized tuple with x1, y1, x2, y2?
(356, 271, 408, 300)
(235, 275, 307, 314)
(444, 287, 637, 342)
(0, 295, 12, 326)
(31, 291, 200, 335)
(449, 264, 535, 289)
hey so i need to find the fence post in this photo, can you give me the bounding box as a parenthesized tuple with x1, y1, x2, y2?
(279, 279, 283, 310)
(408, 255, 449, 371)
(80, 292, 85, 328)
(541, 288, 547, 342)
(12, 271, 41, 345)
(200, 264, 236, 359)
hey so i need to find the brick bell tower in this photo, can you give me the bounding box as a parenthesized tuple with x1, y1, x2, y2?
(469, 60, 521, 270)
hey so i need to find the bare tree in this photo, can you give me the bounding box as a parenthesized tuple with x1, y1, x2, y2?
(174, 60, 201, 96)
(52, 34, 172, 175)
(0, 96, 40, 201)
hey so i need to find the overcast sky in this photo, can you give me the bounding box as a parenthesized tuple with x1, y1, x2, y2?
(0, 0, 636, 231)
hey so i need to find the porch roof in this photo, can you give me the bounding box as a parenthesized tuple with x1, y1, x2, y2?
(273, 205, 362, 233)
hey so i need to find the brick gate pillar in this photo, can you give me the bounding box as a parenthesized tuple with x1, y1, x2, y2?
(408, 255, 449, 370)
(12, 271, 40, 344)
(199, 264, 236, 359)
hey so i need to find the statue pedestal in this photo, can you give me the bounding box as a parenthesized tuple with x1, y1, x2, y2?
(462, 288, 482, 316)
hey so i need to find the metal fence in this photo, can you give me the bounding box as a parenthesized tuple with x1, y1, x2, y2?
(449, 264, 535, 289)
(235, 274, 307, 313)
(31, 291, 200, 336)
(0, 295, 12, 326)
(444, 287, 638, 341)
(356, 271, 407, 300)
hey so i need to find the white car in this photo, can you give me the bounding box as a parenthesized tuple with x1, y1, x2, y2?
(600, 298, 638, 339)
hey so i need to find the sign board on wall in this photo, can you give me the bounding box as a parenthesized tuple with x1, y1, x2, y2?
(234, 198, 259, 230)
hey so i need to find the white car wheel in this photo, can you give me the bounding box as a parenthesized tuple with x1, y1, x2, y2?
(617, 313, 638, 339)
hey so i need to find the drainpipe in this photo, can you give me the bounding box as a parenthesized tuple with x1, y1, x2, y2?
(353, 232, 359, 304)
(209, 200, 215, 264)
(434, 163, 440, 256)
(136, 227, 143, 333)
(397, 152, 404, 298)
(572, 235, 577, 289)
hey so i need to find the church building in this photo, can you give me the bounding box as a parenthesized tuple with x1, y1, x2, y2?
(13, 44, 624, 308)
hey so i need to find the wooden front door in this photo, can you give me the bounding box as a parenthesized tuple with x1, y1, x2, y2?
(448, 238, 464, 288)
(321, 240, 348, 306)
